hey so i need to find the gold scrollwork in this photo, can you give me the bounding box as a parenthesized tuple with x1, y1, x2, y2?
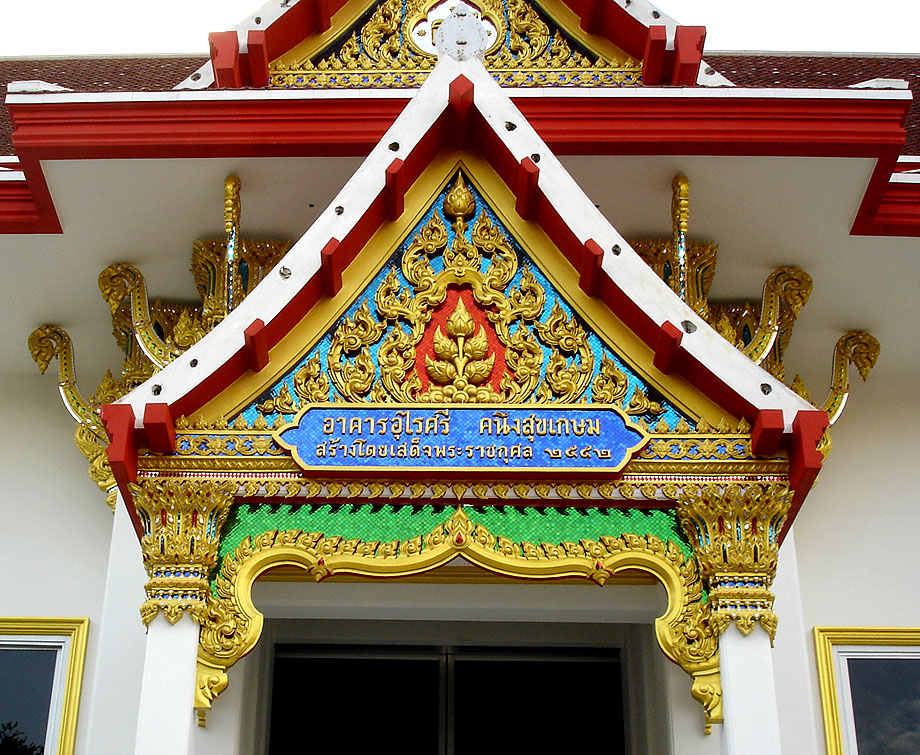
(197, 506, 720, 730)
(28, 325, 121, 509)
(632, 173, 879, 420)
(794, 329, 880, 425)
(30, 176, 291, 509)
(323, 172, 608, 407)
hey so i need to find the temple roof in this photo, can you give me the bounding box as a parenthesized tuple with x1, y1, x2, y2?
(3, 53, 918, 157)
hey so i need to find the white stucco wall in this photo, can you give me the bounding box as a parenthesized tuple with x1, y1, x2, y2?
(0, 374, 115, 752)
(794, 375, 920, 628)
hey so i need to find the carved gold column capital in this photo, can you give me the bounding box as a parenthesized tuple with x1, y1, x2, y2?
(677, 483, 793, 639)
(129, 478, 237, 626)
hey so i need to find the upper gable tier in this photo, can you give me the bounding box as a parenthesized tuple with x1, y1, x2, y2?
(203, 0, 708, 89)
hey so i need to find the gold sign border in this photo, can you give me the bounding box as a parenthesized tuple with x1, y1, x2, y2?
(273, 401, 651, 476)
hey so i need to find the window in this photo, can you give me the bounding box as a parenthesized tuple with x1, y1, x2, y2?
(814, 627, 920, 755)
(0, 618, 89, 755)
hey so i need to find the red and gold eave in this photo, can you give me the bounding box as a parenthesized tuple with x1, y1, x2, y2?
(2, 0, 918, 236)
(93, 62, 829, 542)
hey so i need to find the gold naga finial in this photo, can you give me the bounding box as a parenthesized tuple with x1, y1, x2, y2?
(631, 173, 879, 426)
(224, 174, 241, 235)
(28, 325, 119, 509)
(671, 173, 689, 253)
(793, 330, 880, 426)
(30, 175, 290, 510)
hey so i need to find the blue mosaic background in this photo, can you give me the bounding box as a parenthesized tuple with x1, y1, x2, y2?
(236, 177, 688, 428)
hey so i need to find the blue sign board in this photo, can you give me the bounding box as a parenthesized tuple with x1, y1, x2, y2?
(276, 405, 648, 475)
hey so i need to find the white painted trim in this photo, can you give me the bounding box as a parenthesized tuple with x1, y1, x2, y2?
(697, 61, 734, 88)
(719, 625, 782, 754)
(134, 614, 199, 755)
(81, 496, 148, 754)
(896, 155, 920, 163)
(116, 55, 817, 427)
(891, 172, 920, 183)
(0, 171, 26, 181)
(174, 60, 215, 91)
(6, 85, 912, 106)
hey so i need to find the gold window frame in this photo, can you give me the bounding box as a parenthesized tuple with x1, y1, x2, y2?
(814, 626, 920, 755)
(0, 617, 89, 755)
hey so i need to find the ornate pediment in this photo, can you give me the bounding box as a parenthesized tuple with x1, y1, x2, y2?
(269, 0, 641, 88)
(237, 170, 683, 434)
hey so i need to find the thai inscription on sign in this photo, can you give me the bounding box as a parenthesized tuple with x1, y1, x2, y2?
(276, 405, 648, 475)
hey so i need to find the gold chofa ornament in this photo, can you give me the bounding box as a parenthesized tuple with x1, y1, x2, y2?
(631, 173, 879, 426)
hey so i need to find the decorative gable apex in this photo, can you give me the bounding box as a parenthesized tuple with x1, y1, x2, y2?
(192, 0, 715, 90)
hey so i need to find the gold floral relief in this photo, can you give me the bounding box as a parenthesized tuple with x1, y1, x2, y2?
(317, 172, 607, 406)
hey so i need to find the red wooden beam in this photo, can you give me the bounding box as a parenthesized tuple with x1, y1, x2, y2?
(244, 318, 270, 372)
(144, 403, 176, 454)
(653, 321, 683, 374)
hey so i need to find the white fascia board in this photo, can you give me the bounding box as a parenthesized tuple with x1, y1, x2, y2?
(696, 61, 734, 88)
(6, 85, 911, 107)
(118, 55, 815, 427)
(115, 58, 460, 422)
(174, 60, 214, 91)
(891, 173, 920, 184)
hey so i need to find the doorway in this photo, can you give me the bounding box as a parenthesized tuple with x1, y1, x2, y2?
(269, 644, 626, 754)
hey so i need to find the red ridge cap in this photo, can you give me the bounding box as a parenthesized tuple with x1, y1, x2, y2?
(642, 26, 667, 86)
(672, 26, 706, 86)
(578, 238, 605, 296)
(751, 409, 784, 457)
(384, 158, 406, 220)
(514, 156, 540, 220)
(783, 409, 830, 540)
(209, 31, 243, 89)
(320, 238, 343, 297)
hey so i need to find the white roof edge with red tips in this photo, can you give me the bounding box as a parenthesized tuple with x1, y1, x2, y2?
(117, 53, 815, 428)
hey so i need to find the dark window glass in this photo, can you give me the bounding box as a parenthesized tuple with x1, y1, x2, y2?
(452, 651, 624, 754)
(0, 647, 58, 751)
(269, 651, 440, 755)
(270, 646, 625, 755)
(847, 657, 920, 755)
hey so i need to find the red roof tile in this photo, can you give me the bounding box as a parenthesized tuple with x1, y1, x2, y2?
(707, 54, 920, 155)
(2, 54, 917, 156)
(1, 57, 206, 154)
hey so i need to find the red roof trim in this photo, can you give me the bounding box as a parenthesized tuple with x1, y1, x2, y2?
(2, 93, 916, 235)
(206, 0, 682, 89)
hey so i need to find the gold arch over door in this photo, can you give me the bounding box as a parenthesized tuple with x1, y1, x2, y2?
(195, 506, 723, 730)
